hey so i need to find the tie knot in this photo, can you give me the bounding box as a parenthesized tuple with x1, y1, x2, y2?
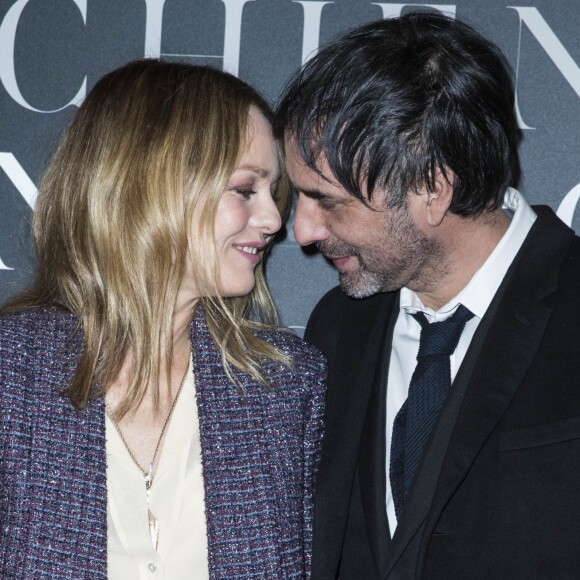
(412, 304, 474, 358)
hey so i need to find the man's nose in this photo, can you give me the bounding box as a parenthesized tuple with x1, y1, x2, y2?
(293, 194, 330, 246)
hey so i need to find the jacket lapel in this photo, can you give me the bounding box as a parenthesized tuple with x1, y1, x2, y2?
(358, 298, 399, 570)
(311, 291, 398, 577)
(381, 207, 574, 578)
(416, 207, 574, 570)
(191, 310, 285, 578)
(382, 292, 497, 577)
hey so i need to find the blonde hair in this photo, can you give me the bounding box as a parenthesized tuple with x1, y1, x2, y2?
(4, 60, 292, 414)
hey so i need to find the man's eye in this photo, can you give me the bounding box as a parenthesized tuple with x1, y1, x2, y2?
(318, 198, 337, 211)
(301, 190, 338, 211)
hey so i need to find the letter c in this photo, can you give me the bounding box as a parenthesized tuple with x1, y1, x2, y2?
(0, 0, 87, 112)
(557, 182, 580, 229)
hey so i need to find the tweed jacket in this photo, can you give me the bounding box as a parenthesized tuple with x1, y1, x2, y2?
(0, 305, 326, 579)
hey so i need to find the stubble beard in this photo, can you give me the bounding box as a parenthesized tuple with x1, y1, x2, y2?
(338, 260, 389, 298)
(319, 209, 446, 299)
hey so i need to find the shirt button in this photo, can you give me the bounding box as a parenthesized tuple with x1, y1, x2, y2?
(148, 562, 157, 573)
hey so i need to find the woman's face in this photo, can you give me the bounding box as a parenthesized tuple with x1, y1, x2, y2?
(182, 107, 282, 302)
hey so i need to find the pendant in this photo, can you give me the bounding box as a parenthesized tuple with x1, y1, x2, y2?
(148, 508, 160, 551)
(145, 464, 158, 549)
(145, 464, 153, 491)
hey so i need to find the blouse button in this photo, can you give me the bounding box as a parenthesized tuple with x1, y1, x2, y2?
(148, 562, 157, 573)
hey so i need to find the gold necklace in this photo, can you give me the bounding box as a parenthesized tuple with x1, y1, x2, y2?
(107, 353, 191, 551)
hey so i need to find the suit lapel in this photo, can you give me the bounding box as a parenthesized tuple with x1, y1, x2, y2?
(416, 207, 574, 568)
(382, 290, 497, 577)
(358, 298, 399, 570)
(312, 291, 398, 577)
(381, 207, 574, 578)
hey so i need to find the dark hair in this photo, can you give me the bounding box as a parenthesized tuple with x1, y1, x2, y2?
(276, 12, 522, 216)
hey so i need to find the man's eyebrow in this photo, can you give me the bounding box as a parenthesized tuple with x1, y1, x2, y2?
(296, 188, 328, 200)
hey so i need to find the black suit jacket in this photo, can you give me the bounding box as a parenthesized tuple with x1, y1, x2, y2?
(306, 206, 580, 579)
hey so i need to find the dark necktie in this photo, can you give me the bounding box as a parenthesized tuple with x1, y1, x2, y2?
(390, 304, 474, 519)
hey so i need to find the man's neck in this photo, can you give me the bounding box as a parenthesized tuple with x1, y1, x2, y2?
(415, 208, 511, 311)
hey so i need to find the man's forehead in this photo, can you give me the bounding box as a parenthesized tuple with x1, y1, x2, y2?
(284, 135, 381, 205)
(284, 134, 340, 186)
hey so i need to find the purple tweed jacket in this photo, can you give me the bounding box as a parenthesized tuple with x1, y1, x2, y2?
(0, 305, 326, 579)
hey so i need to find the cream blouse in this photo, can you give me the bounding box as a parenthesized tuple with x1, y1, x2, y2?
(106, 358, 209, 579)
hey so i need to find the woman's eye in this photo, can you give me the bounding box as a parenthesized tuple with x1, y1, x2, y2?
(235, 188, 256, 199)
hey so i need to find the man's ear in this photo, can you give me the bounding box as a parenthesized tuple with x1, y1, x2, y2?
(424, 167, 454, 227)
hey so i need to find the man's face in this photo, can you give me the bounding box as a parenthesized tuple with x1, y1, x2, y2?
(285, 139, 444, 298)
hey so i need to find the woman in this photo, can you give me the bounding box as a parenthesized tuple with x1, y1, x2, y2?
(0, 60, 326, 578)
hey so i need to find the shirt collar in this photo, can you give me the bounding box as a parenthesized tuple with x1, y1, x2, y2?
(400, 188, 537, 321)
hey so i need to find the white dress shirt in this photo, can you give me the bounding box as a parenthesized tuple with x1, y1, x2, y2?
(106, 356, 210, 579)
(385, 188, 537, 534)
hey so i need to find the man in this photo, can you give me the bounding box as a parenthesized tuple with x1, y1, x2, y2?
(277, 12, 580, 579)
